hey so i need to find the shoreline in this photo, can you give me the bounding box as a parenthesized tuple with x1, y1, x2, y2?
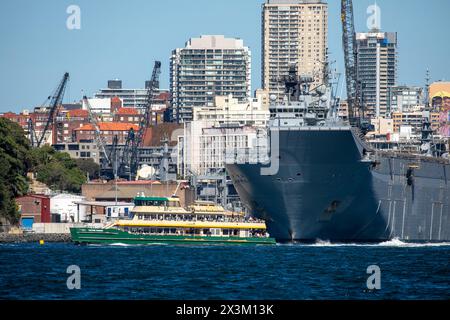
(0, 233, 71, 243)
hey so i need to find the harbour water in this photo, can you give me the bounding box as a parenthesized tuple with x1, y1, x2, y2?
(0, 240, 449, 300)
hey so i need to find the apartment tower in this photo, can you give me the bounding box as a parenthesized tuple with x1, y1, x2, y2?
(356, 31, 398, 118)
(170, 35, 251, 123)
(262, 0, 328, 100)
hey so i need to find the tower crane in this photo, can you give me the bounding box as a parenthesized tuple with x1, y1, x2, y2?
(119, 61, 162, 180)
(341, 0, 358, 124)
(82, 96, 111, 168)
(31, 72, 70, 147)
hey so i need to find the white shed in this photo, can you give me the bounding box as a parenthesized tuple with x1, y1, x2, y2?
(51, 194, 86, 222)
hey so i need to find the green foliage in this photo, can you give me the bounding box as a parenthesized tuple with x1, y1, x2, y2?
(75, 158, 100, 180)
(0, 118, 88, 223)
(0, 118, 31, 223)
(30, 146, 86, 193)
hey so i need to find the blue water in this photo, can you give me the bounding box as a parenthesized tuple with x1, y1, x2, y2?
(0, 240, 449, 300)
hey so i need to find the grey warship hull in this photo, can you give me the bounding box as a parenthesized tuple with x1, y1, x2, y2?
(226, 127, 450, 242)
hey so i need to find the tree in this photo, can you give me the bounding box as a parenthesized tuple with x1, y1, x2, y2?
(0, 118, 91, 224)
(30, 146, 86, 193)
(75, 158, 100, 180)
(0, 118, 31, 223)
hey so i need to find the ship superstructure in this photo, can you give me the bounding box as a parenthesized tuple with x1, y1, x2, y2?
(226, 66, 450, 242)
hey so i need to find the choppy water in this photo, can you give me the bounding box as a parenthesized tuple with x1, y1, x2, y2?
(0, 239, 449, 300)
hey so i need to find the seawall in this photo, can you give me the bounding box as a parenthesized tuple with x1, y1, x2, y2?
(0, 233, 71, 243)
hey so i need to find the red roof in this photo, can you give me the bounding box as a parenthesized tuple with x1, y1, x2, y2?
(75, 122, 139, 132)
(116, 107, 139, 115)
(0, 112, 19, 118)
(67, 109, 88, 117)
(155, 92, 171, 101)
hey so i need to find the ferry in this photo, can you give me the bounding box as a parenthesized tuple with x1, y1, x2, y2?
(70, 197, 275, 245)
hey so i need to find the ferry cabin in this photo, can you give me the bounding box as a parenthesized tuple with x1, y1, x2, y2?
(114, 197, 268, 238)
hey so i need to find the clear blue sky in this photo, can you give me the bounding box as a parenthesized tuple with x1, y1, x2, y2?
(1, 0, 449, 112)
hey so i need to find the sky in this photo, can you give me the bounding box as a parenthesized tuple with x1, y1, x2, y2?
(1, 0, 449, 113)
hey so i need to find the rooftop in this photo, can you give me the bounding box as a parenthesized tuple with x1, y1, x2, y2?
(185, 35, 247, 50)
(66, 109, 89, 117)
(75, 122, 139, 132)
(116, 107, 140, 115)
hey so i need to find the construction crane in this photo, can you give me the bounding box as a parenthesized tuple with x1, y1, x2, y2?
(82, 96, 111, 168)
(32, 72, 70, 147)
(341, 0, 358, 124)
(120, 61, 162, 180)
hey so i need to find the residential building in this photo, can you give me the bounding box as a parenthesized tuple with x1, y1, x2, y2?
(0, 110, 31, 131)
(356, 30, 397, 118)
(82, 98, 112, 115)
(113, 107, 141, 125)
(94, 80, 169, 112)
(255, 89, 270, 109)
(54, 109, 90, 144)
(193, 95, 269, 128)
(74, 122, 138, 144)
(262, 0, 328, 100)
(388, 85, 423, 114)
(392, 111, 440, 134)
(338, 100, 349, 120)
(370, 117, 394, 136)
(170, 35, 252, 123)
(53, 141, 100, 164)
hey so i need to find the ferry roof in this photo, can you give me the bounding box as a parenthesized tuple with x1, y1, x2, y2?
(134, 196, 179, 202)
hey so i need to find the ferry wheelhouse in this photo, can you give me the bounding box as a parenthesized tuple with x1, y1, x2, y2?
(70, 197, 275, 245)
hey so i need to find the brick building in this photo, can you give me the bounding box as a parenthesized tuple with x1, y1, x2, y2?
(54, 109, 90, 143)
(113, 107, 141, 125)
(74, 122, 138, 144)
(16, 195, 51, 230)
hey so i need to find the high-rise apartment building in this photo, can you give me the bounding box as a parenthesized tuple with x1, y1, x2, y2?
(388, 85, 423, 114)
(356, 31, 398, 118)
(170, 35, 252, 123)
(262, 0, 328, 100)
(94, 81, 169, 112)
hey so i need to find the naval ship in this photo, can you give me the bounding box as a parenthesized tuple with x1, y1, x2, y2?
(226, 66, 450, 242)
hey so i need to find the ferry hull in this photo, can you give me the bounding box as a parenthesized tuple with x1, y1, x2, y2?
(70, 228, 276, 245)
(226, 128, 450, 242)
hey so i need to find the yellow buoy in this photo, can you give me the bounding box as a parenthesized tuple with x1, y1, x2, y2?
(39, 239, 45, 245)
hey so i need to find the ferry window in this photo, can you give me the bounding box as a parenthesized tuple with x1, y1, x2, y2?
(167, 201, 179, 207)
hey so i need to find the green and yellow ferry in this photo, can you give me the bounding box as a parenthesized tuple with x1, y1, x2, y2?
(70, 197, 275, 245)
